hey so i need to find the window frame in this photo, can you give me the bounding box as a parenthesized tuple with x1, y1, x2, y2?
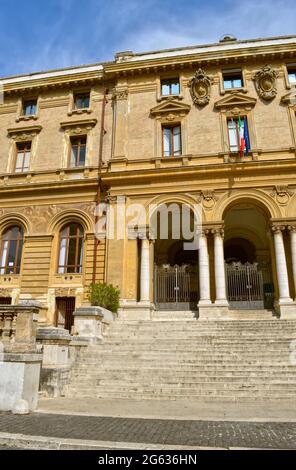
(227, 116, 250, 153)
(287, 65, 296, 85)
(162, 124, 182, 157)
(74, 92, 90, 110)
(161, 78, 180, 97)
(69, 135, 87, 168)
(22, 99, 37, 116)
(57, 223, 84, 274)
(0, 225, 24, 275)
(222, 69, 244, 90)
(15, 141, 31, 173)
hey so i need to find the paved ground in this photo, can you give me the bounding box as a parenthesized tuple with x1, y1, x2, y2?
(37, 397, 296, 422)
(0, 412, 296, 449)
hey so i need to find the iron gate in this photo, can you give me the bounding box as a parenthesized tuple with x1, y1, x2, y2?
(226, 262, 264, 309)
(154, 264, 198, 310)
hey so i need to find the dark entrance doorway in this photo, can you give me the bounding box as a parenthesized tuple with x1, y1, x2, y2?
(0, 297, 12, 305)
(55, 297, 76, 332)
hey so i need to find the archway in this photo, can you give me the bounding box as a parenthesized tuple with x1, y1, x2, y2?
(152, 203, 199, 310)
(223, 201, 274, 310)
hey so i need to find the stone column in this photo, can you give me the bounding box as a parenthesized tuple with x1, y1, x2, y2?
(212, 228, 229, 306)
(140, 236, 150, 303)
(288, 225, 296, 300)
(198, 230, 211, 306)
(272, 225, 293, 308)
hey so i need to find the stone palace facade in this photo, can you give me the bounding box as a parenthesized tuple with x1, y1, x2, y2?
(1, 34, 296, 326)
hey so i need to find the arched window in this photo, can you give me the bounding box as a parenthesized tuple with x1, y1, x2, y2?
(0, 226, 24, 275)
(58, 223, 84, 274)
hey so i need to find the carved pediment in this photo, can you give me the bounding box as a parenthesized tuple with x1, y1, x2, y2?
(7, 125, 42, 140)
(150, 98, 190, 120)
(214, 93, 257, 111)
(60, 118, 97, 135)
(281, 90, 296, 105)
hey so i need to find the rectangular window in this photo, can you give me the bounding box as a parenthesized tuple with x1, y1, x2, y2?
(74, 93, 90, 109)
(22, 99, 37, 116)
(287, 65, 296, 85)
(70, 136, 87, 167)
(161, 78, 180, 96)
(162, 125, 181, 157)
(15, 141, 31, 172)
(223, 69, 243, 89)
(227, 117, 250, 153)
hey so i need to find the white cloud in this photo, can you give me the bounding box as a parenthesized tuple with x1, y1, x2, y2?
(112, 0, 296, 54)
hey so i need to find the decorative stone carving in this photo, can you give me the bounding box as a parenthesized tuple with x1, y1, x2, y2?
(288, 225, 296, 233)
(253, 65, 278, 101)
(7, 125, 42, 141)
(197, 190, 218, 209)
(211, 227, 224, 238)
(112, 88, 128, 101)
(188, 68, 212, 106)
(60, 118, 97, 135)
(0, 288, 11, 297)
(214, 92, 256, 112)
(150, 98, 190, 121)
(270, 185, 294, 205)
(271, 224, 286, 234)
(55, 288, 77, 297)
(281, 90, 296, 106)
(0, 202, 95, 234)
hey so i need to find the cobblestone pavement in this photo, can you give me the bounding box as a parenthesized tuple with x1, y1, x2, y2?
(0, 413, 296, 449)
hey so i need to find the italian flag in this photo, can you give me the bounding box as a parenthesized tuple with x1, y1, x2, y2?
(238, 116, 245, 158)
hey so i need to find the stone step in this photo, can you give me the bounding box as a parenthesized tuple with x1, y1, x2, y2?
(65, 316, 296, 401)
(93, 339, 296, 348)
(72, 364, 296, 372)
(65, 386, 296, 397)
(64, 392, 295, 402)
(77, 352, 292, 360)
(69, 375, 296, 385)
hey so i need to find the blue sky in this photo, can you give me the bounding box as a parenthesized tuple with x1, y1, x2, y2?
(0, 0, 295, 77)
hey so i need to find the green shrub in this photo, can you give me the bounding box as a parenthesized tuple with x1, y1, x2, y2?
(88, 282, 120, 313)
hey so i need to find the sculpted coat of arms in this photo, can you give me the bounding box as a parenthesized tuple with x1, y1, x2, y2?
(188, 68, 212, 106)
(253, 65, 278, 101)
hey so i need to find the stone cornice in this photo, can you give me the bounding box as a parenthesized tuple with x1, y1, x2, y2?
(3, 70, 104, 95)
(102, 158, 296, 187)
(104, 39, 296, 78)
(1, 36, 295, 93)
(60, 118, 97, 130)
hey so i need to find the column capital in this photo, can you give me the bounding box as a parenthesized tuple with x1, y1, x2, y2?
(137, 225, 150, 240)
(271, 224, 286, 234)
(211, 227, 224, 238)
(288, 225, 296, 233)
(196, 227, 210, 237)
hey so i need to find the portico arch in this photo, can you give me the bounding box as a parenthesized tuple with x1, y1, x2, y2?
(222, 198, 275, 309)
(150, 201, 199, 310)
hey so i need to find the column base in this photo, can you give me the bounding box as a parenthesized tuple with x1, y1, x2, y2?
(198, 304, 229, 321)
(215, 299, 229, 307)
(118, 300, 154, 320)
(275, 301, 296, 319)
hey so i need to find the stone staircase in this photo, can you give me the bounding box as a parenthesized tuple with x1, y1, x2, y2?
(65, 314, 296, 401)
